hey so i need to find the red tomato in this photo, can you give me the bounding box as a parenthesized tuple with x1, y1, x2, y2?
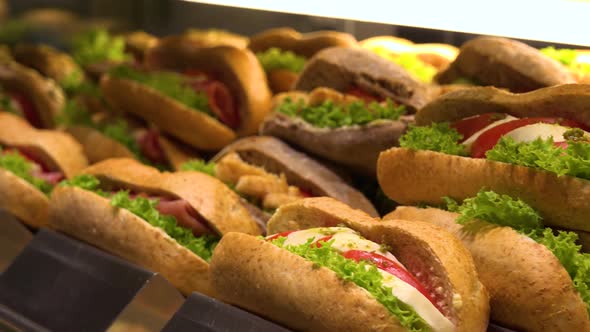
(450, 113, 507, 142)
(471, 117, 587, 158)
(299, 188, 314, 198)
(554, 141, 569, 149)
(9, 91, 43, 128)
(266, 230, 295, 241)
(313, 235, 333, 248)
(346, 87, 384, 103)
(342, 250, 440, 310)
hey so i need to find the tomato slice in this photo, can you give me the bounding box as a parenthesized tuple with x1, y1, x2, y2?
(266, 230, 296, 241)
(346, 86, 384, 103)
(342, 250, 440, 310)
(451, 113, 507, 142)
(313, 235, 333, 248)
(471, 117, 588, 158)
(187, 76, 240, 129)
(9, 91, 43, 128)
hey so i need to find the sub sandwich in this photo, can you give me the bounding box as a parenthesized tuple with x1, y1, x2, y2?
(181, 136, 378, 228)
(260, 47, 426, 174)
(377, 83, 590, 249)
(436, 36, 575, 92)
(0, 112, 87, 228)
(210, 197, 489, 331)
(249, 27, 357, 93)
(385, 190, 590, 331)
(49, 158, 261, 296)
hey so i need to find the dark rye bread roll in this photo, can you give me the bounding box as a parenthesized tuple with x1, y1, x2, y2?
(211, 197, 489, 332)
(212, 135, 379, 217)
(436, 36, 575, 92)
(295, 47, 429, 111)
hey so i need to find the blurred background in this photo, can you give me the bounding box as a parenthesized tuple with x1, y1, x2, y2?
(1, 0, 585, 50)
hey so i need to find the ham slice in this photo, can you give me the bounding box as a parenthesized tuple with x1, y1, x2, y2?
(155, 198, 214, 237)
(8, 91, 43, 128)
(32, 170, 64, 185)
(137, 129, 167, 164)
(2, 147, 63, 185)
(186, 72, 240, 129)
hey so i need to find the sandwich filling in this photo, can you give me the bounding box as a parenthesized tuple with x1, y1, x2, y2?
(181, 156, 311, 212)
(268, 227, 454, 332)
(256, 47, 306, 73)
(541, 47, 590, 78)
(276, 96, 406, 129)
(1, 89, 43, 128)
(61, 174, 219, 261)
(109, 66, 240, 129)
(400, 114, 590, 180)
(58, 101, 168, 169)
(72, 28, 132, 67)
(0, 145, 63, 195)
(443, 190, 590, 316)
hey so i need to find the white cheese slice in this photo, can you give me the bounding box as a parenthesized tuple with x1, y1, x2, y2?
(504, 123, 590, 143)
(462, 115, 518, 148)
(280, 227, 454, 332)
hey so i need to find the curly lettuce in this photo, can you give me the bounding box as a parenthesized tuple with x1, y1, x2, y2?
(62, 175, 218, 261)
(271, 237, 428, 331)
(109, 66, 210, 114)
(541, 46, 590, 75)
(399, 123, 467, 156)
(180, 159, 217, 177)
(0, 147, 53, 195)
(256, 48, 306, 73)
(72, 28, 131, 66)
(486, 136, 590, 180)
(277, 98, 406, 128)
(445, 190, 590, 316)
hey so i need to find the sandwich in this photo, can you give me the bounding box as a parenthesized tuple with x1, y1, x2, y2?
(181, 136, 378, 232)
(0, 59, 65, 128)
(248, 27, 357, 93)
(385, 190, 590, 330)
(540, 46, 590, 83)
(108, 43, 272, 149)
(0, 112, 87, 228)
(435, 36, 575, 92)
(210, 197, 490, 331)
(261, 45, 429, 175)
(49, 158, 262, 296)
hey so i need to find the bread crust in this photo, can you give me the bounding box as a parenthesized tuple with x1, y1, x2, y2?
(100, 75, 236, 151)
(66, 125, 136, 164)
(295, 47, 429, 111)
(248, 27, 358, 58)
(435, 36, 575, 92)
(81, 158, 262, 236)
(213, 136, 378, 216)
(0, 169, 49, 228)
(49, 186, 214, 296)
(415, 83, 590, 128)
(0, 112, 87, 177)
(184, 29, 249, 49)
(13, 43, 83, 86)
(0, 60, 65, 128)
(218, 197, 488, 331)
(385, 206, 590, 331)
(267, 68, 298, 93)
(377, 148, 590, 232)
(144, 43, 272, 136)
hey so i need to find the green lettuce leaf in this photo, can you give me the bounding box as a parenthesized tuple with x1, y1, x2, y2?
(62, 175, 218, 262)
(541, 47, 590, 75)
(72, 28, 131, 66)
(0, 91, 16, 114)
(256, 47, 306, 73)
(486, 136, 590, 180)
(180, 159, 217, 177)
(277, 98, 406, 128)
(109, 66, 211, 114)
(399, 123, 467, 156)
(56, 100, 95, 128)
(0, 147, 52, 195)
(271, 237, 429, 331)
(445, 189, 590, 316)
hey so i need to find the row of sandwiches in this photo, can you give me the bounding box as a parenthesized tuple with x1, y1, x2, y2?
(0, 26, 589, 331)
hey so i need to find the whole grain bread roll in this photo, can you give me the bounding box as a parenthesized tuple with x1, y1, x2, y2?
(385, 206, 590, 331)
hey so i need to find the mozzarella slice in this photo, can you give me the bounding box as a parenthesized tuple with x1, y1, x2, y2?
(462, 115, 518, 148)
(280, 227, 454, 332)
(504, 123, 590, 143)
